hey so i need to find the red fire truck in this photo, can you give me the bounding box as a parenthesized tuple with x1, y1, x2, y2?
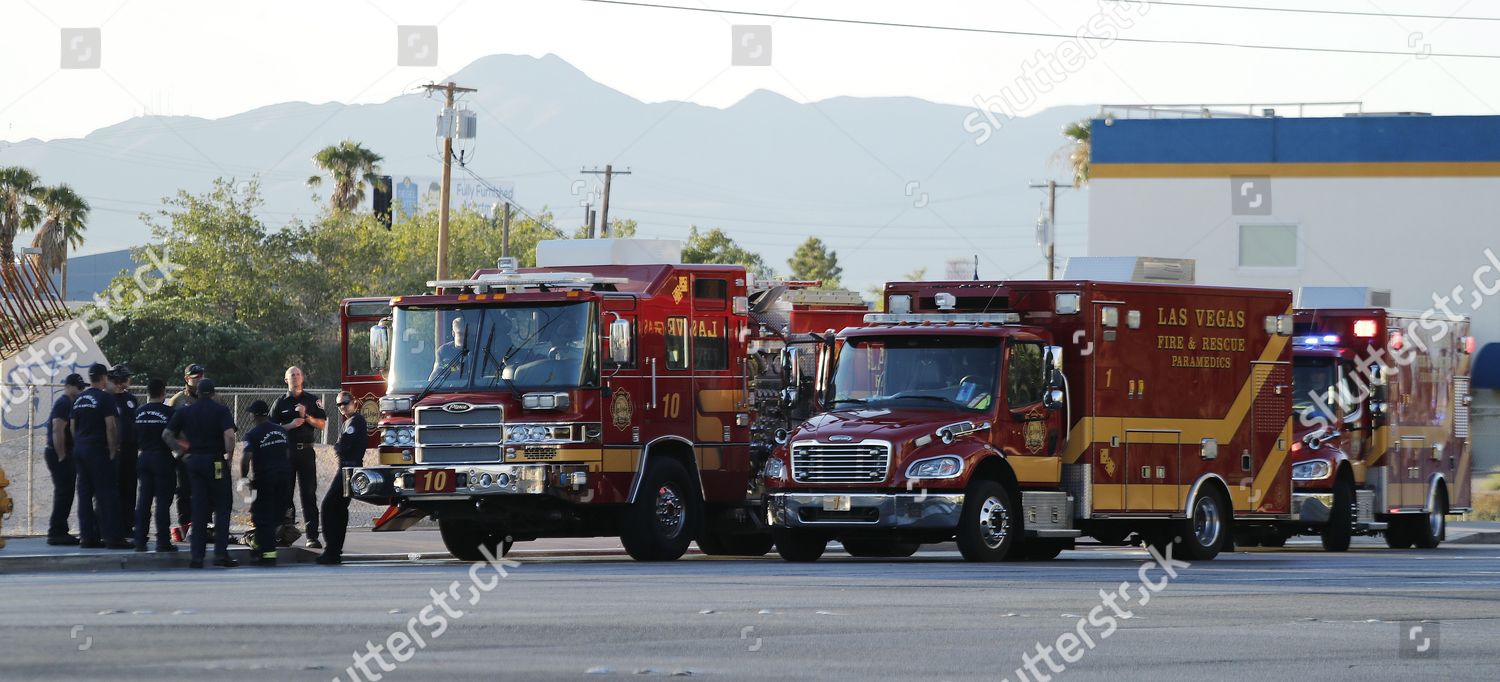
(1266, 308, 1474, 550)
(339, 240, 867, 561)
(763, 279, 1297, 562)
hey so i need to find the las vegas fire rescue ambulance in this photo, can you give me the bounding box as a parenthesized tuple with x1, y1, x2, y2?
(1269, 307, 1473, 551)
(763, 279, 1297, 562)
(339, 239, 867, 561)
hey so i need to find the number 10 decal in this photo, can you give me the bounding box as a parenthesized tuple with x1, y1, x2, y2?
(664, 393, 682, 419)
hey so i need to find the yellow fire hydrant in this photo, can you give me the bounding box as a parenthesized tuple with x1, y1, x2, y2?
(0, 465, 11, 549)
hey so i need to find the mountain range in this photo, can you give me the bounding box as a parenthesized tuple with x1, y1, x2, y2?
(0, 53, 1092, 293)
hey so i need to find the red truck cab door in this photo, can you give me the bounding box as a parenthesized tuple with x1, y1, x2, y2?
(341, 297, 393, 448)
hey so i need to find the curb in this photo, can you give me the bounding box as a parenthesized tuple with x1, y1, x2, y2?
(1448, 531, 1500, 545)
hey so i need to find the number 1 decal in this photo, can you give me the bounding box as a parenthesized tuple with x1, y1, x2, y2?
(1105, 368, 1113, 388)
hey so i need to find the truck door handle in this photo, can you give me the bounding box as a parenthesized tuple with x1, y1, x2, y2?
(649, 357, 658, 409)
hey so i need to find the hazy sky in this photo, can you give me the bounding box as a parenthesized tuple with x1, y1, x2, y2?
(3, 0, 1499, 142)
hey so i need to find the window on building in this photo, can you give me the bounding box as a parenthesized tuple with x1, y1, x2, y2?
(1238, 224, 1298, 268)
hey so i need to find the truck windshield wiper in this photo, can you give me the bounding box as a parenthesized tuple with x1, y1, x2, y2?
(829, 398, 867, 407)
(889, 394, 962, 407)
(412, 346, 469, 406)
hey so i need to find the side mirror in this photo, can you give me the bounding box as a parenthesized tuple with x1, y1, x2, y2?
(1043, 388, 1065, 410)
(781, 386, 800, 409)
(609, 317, 633, 364)
(781, 346, 802, 384)
(369, 320, 391, 373)
(1043, 345, 1063, 372)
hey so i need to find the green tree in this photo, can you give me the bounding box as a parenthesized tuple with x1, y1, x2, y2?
(681, 226, 774, 280)
(1061, 119, 1092, 187)
(788, 237, 841, 288)
(30, 184, 90, 298)
(306, 140, 386, 212)
(570, 217, 637, 240)
(0, 166, 42, 271)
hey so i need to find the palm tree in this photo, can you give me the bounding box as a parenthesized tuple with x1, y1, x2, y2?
(30, 184, 90, 299)
(306, 140, 386, 212)
(0, 166, 42, 272)
(1061, 119, 1092, 188)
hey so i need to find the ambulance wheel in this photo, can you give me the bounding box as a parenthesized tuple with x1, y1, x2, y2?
(439, 519, 513, 561)
(697, 531, 775, 557)
(772, 528, 827, 562)
(956, 479, 1020, 562)
(840, 539, 919, 558)
(620, 458, 701, 561)
(1412, 488, 1447, 550)
(1174, 488, 1228, 561)
(1321, 478, 1356, 552)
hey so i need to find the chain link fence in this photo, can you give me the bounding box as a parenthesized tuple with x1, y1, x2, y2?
(0, 383, 384, 538)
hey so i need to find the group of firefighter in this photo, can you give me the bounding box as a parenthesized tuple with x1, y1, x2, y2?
(41, 362, 368, 567)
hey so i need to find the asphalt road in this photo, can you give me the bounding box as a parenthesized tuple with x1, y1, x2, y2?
(2, 542, 1498, 681)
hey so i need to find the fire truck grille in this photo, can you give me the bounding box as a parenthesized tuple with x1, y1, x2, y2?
(415, 405, 504, 464)
(790, 442, 891, 483)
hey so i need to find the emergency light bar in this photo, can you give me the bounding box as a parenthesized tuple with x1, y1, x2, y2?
(864, 312, 1020, 325)
(427, 271, 628, 294)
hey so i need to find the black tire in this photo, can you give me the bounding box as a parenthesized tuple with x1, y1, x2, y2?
(697, 531, 775, 557)
(956, 479, 1020, 562)
(1174, 488, 1229, 561)
(1321, 477, 1356, 552)
(620, 458, 702, 561)
(1413, 488, 1447, 549)
(439, 519, 514, 561)
(1259, 532, 1289, 548)
(1021, 539, 1067, 560)
(772, 527, 827, 562)
(840, 539, 920, 558)
(1234, 531, 1261, 548)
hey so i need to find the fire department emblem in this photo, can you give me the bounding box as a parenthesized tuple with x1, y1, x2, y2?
(1024, 420, 1046, 454)
(1100, 449, 1117, 478)
(671, 276, 689, 304)
(612, 389, 634, 430)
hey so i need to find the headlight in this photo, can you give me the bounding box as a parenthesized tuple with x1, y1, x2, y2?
(763, 458, 787, 481)
(382, 425, 415, 447)
(1291, 460, 1332, 480)
(379, 396, 414, 413)
(506, 425, 540, 443)
(906, 456, 964, 479)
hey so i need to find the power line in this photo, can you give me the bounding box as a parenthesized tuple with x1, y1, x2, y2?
(1106, 0, 1500, 22)
(584, 0, 1500, 59)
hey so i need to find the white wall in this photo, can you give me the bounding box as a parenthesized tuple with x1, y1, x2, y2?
(1088, 175, 1500, 345)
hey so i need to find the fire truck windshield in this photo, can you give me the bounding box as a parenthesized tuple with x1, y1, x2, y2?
(387, 302, 597, 394)
(1293, 357, 1356, 420)
(827, 336, 1001, 412)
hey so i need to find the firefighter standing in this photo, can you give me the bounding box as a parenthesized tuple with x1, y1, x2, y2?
(273, 366, 327, 549)
(109, 364, 139, 539)
(240, 401, 292, 567)
(133, 379, 177, 552)
(316, 391, 367, 566)
(163, 379, 238, 568)
(43, 373, 87, 545)
(167, 363, 206, 543)
(73, 363, 129, 549)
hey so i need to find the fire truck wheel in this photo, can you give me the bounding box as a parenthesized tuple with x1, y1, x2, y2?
(840, 539, 920, 558)
(1321, 478, 1357, 552)
(1175, 488, 1229, 561)
(956, 479, 1019, 562)
(1384, 521, 1415, 549)
(438, 519, 514, 561)
(772, 528, 828, 562)
(1412, 488, 1447, 550)
(697, 531, 775, 557)
(620, 458, 702, 561)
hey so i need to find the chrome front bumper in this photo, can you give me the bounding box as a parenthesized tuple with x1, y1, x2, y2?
(346, 463, 589, 501)
(766, 492, 965, 529)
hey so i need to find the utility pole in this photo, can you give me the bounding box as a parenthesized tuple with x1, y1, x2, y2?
(582, 201, 593, 239)
(423, 81, 477, 279)
(581, 165, 630, 238)
(1029, 180, 1071, 280)
(493, 202, 513, 258)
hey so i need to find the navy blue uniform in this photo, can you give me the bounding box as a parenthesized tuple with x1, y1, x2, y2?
(168, 389, 197, 530)
(114, 390, 140, 536)
(72, 387, 121, 544)
(273, 391, 326, 541)
(242, 421, 293, 559)
(42, 394, 76, 539)
(133, 401, 175, 548)
(167, 399, 235, 561)
(320, 412, 368, 557)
